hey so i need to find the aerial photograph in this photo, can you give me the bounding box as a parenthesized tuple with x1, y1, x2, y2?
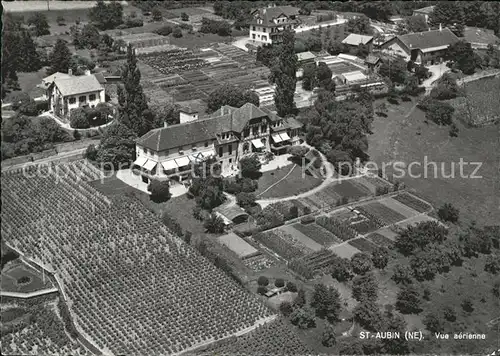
(1, 0, 499, 355)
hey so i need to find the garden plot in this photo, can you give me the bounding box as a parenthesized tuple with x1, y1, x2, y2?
(366, 232, 395, 248)
(329, 243, 360, 259)
(291, 223, 343, 247)
(348, 238, 378, 253)
(218, 233, 260, 260)
(392, 192, 432, 213)
(253, 230, 312, 261)
(396, 214, 437, 229)
(379, 197, 420, 219)
(279, 225, 323, 252)
(372, 227, 400, 241)
(358, 175, 394, 194)
(355, 201, 407, 226)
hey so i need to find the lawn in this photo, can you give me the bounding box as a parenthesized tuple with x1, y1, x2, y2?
(257, 165, 323, 199)
(1, 262, 53, 293)
(356, 201, 407, 226)
(168, 32, 237, 49)
(368, 97, 499, 225)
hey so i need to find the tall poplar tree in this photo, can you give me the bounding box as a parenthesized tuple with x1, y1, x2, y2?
(271, 30, 297, 118)
(117, 44, 154, 137)
(19, 31, 41, 72)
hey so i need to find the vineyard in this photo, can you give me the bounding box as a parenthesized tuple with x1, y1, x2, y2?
(196, 317, 311, 355)
(1, 161, 272, 355)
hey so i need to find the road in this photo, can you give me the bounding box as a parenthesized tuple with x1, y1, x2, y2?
(422, 63, 451, 94)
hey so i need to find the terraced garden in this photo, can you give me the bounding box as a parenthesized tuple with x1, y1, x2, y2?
(1, 161, 272, 355)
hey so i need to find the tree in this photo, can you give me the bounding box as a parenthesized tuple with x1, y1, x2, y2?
(275, 278, 285, 288)
(461, 298, 474, 312)
(371, 247, 389, 269)
(47, 39, 72, 75)
(288, 145, 310, 162)
(171, 27, 182, 38)
(257, 275, 269, 286)
(207, 84, 259, 113)
(290, 306, 316, 329)
(118, 44, 154, 136)
(152, 7, 163, 21)
(236, 192, 256, 209)
(485, 254, 500, 275)
(181, 12, 189, 21)
(430, 73, 460, 100)
(379, 58, 408, 84)
(410, 246, 450, 281)
(96, 122, 137, 169)
(18, 31, 41, 72)
(203, 214, 225, 234)
(301, 63, 318, 91)
(424, 100, 455, 126)
(239, 155, 261, 179)
(88, 0, 124, 30)
(352, 273, 378, 302)
(437, 203, 460, 223)
(85, 144, 98, 161)
(423, 313, 445, 333)
(353, 300, 383, 331)
(429, 2, 465, 36)
(351, 252, 373, 275)
(294, 289, 306, 308)
(346, 16, 372, 35)
(70, 108, 90, 129)
(391, 264, 414, 285)
(316, 62, 335, 91)
(80, 24, 101, 49)
(443, 306, 456, 322)
(280, 301, 293, 317)
(311, 284, 341, 323)
(395, 221, 448, 255)
(148, 180, 172, 203)
(330, 256, 353, 282)
(396, 285, 421, 314)
(322, 324, 337, 347)
(27, 13, 50, 36)
(56, 15, 66, 26)
(271, 30, 297, 117)
(397, 15, 428, 34)
(445, 40, 481, 75)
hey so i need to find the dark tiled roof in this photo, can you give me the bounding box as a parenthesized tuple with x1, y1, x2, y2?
(94, 72, 107, 85)
(249, 6, 299, 27)
(137, 103, 276, 151)
(396, 28, 459, 51)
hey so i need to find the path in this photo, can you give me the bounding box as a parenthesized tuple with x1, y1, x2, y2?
(422, 62, 450, 94)
(257, 164, 297, 197)
(457, 69, 500, 85)
(294, 19, 347, 33)
(0, 288, 59, 299)
(256, 147, 368, 207)
(1, 148, 88, 172)
(39, 111, 115, 131)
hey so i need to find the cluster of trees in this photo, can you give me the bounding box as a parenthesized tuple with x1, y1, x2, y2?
(206, 84, 259, 114)
(270, 30, 298, 118)
(299, 89, 374, 173)
(396, 15, 428, 35)
(346, 16, 373, 35)
(148, 179, 172, 203)
(69, 104, 112, 129)
(302, 62, 335, 92)
(45, 40, 96, 77)
(213, 1, 253, 29)
(445, 41, 483, 75)
(1, 114, 73, 160)
(199, 18, 232, 36)
(88, 0, 124, 30)
(2, 14, 44, 96)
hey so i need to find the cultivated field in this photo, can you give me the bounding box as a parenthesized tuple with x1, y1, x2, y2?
(1, 161, 272, 355)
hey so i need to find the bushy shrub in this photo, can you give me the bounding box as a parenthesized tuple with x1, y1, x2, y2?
(258, 275, 269, 286)
(199, 17, 231, 36)
(155, 25, 173, 36)
(70, 108, 90, 129)
(275, 278, 285, 288)
(149, 179, 172, 203)
(85, 144, 98, 161)
(172, 27, 183, 38)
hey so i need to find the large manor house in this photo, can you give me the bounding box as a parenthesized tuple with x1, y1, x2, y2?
(134, 103, 302, 183)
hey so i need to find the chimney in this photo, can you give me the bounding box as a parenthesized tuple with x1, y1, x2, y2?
(84, 69, 91, 76)
(439, 23, 442, 32)
(68, 68, 73, 76)
(163, 121, 168, 128)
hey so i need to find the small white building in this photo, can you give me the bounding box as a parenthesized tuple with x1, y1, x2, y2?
(412, 5, 435, 23)
(47, 72, 105, 117)
(337, 71, 368, 85)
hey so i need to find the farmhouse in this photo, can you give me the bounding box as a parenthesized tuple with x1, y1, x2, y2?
(47, 71, 105, 117)
(365, 54, 382, 72)
(248, 5, 300, 44)
(412, 5, 434, 23)
(341, 33, 374, 51)
(380, 27, 459, 64)
(135, 103, 302, 183)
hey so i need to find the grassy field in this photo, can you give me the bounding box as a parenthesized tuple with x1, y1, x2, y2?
(368, 96, 499, 225)
(256, 165, 323, 199)
(168, 31, 242, 49)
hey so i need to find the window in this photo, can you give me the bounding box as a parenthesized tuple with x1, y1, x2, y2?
(263, 27, 266, 33)
(192, 144, 197, 151)
(261, 124, 267, 132)
(252, 26, 256, 31)
(219, 147, 223, 157)
(178, 147, 183, 154)
(69, 97, 76, 104)
(229, 158, 232, 164)
(89, 94, 96, 101)
(244, 129, 250, 137)
(228, 144, 232, 155)
(252, 127, 258, 135)
(252, 34, 256, 39)
(262, 36, 267, 41)
(204, 141, 209, 147)
(143, 148, 147, 154)
(79, 96, 86, 103)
